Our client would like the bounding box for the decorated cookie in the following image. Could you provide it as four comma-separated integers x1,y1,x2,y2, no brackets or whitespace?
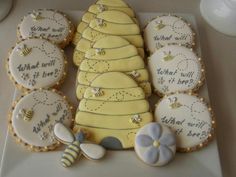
8,89,73,151
144,15,195,53
73,10,144,66
54,123,106,167
74,72,153,150
148,45,204,95
72,0,136,46
6,38,67,91
17,9,74,48
155,93,215,152
75,36,151,99
135,123,176,166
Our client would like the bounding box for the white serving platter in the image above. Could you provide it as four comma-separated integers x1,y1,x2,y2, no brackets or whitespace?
0,11,223,177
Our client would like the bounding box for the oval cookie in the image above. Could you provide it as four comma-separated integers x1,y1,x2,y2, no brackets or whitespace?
7,38,67,91
155,93,215,152
17,9,74,48
135,123,176,166
148,45,204,95
8,89,73,151
144,15,195,53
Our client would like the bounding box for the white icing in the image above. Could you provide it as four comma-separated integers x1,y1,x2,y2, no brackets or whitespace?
80,143,106,160
19,9,70,44
144,15,194,53
8,38,65,89
54,123,75,144
148,45,202,95
155,93,213,149
11,90,72,147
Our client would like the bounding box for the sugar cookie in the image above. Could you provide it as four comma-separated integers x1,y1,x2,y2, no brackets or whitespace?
17,9,74,48
75,36,151,98
73,10,144,66
148,45,204,95
74,72,153,149
135,123,176,166
72,0,136,46
144,15,195,53
155,93,215,152
8,89,73,151
7,38,67,91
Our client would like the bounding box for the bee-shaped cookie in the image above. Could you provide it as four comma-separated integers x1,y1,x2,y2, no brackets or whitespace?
53,123,106,167
17,109,34,121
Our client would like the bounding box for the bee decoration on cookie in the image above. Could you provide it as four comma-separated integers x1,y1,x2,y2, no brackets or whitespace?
95,48,106,55
155,20,166,30
169,97,182,109
98,4,107,12
30,11,44,21
16,44,32,57
130,114,142,125
91,87,104,97
96,18,106,27
130,70,140,79
53,123,106,168
163,51,175,61
17,108,34,121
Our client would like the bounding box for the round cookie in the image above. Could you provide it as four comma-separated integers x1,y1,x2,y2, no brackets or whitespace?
8,89,73,151
74,72,153,149
144,15,195,54
135,123,176,166
155,93,215,152
148,45,204,95
7,38,67,91
17,9,74,48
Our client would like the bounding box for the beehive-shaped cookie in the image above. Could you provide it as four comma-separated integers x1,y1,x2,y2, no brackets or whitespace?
73,10,144,66
74,72,153,149
75,36,151,99
72,0,136,46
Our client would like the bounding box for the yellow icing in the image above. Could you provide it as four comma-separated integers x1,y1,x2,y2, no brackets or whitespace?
82,28,143,47
82,12,96,23
90,72,137,88
77,22,88,34
85,45,138,60
77,69,149,85
79,99,150,115
73,47,145,66
93,35,129,48
83,87,145,101
76,112,153,129
96,0,129,7
88,5,135,17
89,19,140,35
76,82,152,100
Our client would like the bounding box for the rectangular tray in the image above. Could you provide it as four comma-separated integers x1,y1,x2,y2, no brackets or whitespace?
0,11,223,177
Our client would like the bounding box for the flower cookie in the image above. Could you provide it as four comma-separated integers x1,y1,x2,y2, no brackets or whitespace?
8,89,73,151
6,38,67,91
135,123,176,166
17,9,74,48
144,15,195,54
155,93,215,152
73,10,144,66
72,0,136,46
74,72,153,150
148,45,204,95
75,36,151,99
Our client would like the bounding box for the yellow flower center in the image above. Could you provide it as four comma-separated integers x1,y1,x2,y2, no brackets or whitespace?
153,140,160,147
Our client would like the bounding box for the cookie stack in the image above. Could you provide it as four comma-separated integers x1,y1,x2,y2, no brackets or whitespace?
74,72,153,149
144,15,215,152
72,0,153,149
6,9,74,152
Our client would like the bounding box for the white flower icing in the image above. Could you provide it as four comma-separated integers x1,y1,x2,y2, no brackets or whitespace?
8,38,66,90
